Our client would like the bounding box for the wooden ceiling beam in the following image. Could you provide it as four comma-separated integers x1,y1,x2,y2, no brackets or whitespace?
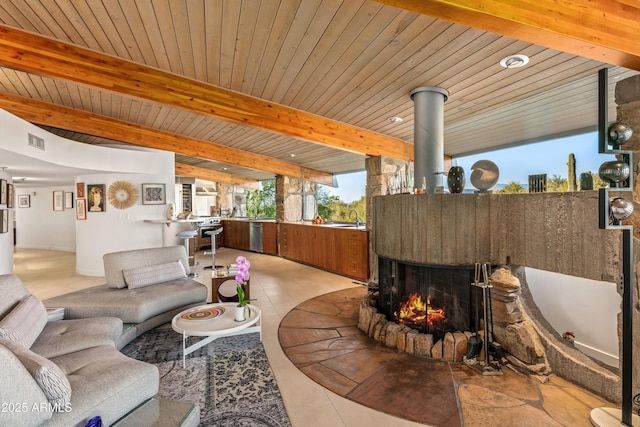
375,0,640,71
0,25,413,161
0,92,334,185
175,163,259,189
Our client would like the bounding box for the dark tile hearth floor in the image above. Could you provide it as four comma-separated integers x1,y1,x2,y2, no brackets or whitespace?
278,287,612,426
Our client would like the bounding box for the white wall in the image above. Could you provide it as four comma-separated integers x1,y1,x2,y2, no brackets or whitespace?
15,185,76,251
525,267,620,367
74,173,173,276
1,108,176,277
0,170,13,275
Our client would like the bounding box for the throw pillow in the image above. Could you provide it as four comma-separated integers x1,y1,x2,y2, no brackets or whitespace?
122,260,187,289
0,338,71,409
0,294,48,348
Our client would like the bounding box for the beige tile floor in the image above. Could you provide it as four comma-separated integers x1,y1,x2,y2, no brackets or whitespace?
14,247,427,427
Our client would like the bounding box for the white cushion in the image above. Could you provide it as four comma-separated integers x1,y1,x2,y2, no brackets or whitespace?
122,260,187,289
0,294,47,348
0,338,71,410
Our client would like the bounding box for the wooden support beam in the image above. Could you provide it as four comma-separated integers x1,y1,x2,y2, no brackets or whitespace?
175,163,259,189
0,92,334,185
0,25,413,161
375,0,640,71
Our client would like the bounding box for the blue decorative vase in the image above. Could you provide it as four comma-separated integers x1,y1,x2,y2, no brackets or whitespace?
447,166,465,193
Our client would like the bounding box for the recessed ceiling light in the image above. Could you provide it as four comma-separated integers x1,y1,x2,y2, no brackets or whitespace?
389,116,403,123
221,167,227,171
289,153,296,158
500,54,529,69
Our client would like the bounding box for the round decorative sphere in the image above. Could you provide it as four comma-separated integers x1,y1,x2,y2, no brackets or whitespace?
447,166,465,193
470,160,499,191
598,160,630,184
608,122,633,145
610,197,634,221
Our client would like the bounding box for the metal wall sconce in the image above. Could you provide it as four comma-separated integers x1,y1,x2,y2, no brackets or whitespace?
591,68,638,427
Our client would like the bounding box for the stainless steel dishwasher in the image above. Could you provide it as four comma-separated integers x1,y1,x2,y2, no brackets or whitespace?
250,222,263,253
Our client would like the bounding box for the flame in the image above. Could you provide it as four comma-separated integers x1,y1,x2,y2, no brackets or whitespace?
395,293,446,330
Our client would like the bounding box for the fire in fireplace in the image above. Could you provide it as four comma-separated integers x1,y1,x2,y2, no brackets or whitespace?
395,293,447,331
378,257,473,339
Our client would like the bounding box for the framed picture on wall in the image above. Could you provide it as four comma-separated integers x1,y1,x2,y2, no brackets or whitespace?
7,184,13,208
76,198,87,220
0,179,6,205
142,183,166,205
76,182,85,198
87,184,105,212
18,194,30,208
0,210,7,233
65,191,74,209
53,190,64,211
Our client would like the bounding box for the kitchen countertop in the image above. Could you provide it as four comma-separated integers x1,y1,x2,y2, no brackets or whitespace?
221,217,276,222
219,217,365,230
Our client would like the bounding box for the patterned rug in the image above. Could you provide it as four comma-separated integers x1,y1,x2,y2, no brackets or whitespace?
121,325,291,427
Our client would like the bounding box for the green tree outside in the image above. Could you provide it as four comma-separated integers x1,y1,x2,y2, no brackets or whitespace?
546,174,568,192
497,181,527,194
318,185,366,222
246,180,276,218
245,181,367,222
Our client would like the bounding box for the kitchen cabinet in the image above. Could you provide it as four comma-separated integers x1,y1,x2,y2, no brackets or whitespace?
221,220,250,251
278,223,369,281
221,219,277,254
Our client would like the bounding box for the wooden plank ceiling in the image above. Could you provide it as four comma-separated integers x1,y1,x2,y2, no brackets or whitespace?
0,0,637,186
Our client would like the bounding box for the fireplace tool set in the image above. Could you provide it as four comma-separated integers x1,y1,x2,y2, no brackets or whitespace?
465,262,502,376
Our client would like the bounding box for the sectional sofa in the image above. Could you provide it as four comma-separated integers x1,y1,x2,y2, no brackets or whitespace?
0,246,207,426
0,273,161,426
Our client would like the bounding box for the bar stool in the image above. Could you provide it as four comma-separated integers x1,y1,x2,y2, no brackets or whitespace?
176,230,198,274
203,227,224,271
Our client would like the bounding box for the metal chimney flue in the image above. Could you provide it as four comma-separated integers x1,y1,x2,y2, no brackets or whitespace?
410,86,448,194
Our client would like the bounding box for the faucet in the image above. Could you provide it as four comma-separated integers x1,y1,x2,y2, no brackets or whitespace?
349,210,361,228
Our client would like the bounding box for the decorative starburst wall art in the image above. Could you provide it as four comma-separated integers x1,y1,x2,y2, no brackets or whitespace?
107,181,137,210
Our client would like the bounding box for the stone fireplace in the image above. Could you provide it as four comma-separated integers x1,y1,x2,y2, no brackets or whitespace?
364,191,627,403
377,257,473,340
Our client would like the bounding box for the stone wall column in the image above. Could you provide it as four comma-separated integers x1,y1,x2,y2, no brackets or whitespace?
366,155,415,283
275,175,287,223
275,175,316,223
366,156,382,282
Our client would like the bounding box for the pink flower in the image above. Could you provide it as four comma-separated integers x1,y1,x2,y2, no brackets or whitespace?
234,256,250,285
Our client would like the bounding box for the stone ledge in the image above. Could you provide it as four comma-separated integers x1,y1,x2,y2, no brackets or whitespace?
513,266,622,403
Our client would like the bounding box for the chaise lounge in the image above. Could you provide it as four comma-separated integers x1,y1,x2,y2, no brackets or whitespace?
44,245,208,348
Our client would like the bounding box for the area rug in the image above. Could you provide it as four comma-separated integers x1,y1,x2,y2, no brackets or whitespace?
121,325,291,427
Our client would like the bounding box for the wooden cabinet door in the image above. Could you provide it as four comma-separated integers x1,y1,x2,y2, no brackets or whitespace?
347,231,369,280
221,220,233,248
238,221,250,250
262,222,278,255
